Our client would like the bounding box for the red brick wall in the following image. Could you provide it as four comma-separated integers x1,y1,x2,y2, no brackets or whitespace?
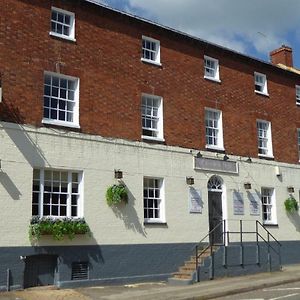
1,0,300,164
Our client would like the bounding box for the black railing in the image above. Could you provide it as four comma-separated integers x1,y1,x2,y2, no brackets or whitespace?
195,219,282,282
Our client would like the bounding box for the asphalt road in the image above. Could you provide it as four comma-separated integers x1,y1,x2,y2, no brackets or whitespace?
219,281,300,300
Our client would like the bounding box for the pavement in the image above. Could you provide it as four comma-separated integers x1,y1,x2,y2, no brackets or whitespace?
2,264,300,299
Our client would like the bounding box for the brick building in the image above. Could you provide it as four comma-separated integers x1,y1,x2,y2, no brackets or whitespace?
0,0,300,289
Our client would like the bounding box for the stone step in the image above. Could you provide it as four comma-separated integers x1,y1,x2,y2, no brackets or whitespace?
173,273,192,279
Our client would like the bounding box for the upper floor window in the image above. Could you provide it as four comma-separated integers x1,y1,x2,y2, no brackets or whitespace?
205,108,224,150
298,129,300,161
296,85,300,106
43,72,80,128
141,94,164,141
204,56,220,82
50,7,75,41
141,36,161,65
143,177,165,223
254,72,268,95
32,169,83,218
257,120,273,157
261,187,277,225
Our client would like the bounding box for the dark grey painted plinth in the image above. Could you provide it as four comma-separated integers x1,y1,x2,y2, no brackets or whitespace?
0,243,195,290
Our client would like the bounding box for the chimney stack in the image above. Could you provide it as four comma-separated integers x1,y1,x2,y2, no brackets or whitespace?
270,45,293,67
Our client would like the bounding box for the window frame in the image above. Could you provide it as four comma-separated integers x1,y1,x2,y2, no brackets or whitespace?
298,129,300,161
204,56,220,82
141,93,164,141
256,120,273,158
43,71,80,128
143,177,165,224
261,187,277,225
254,72,268,96
296,85,300,106
50,6,76,41
205,108,224,150
141,36,161,66
32,169,83,218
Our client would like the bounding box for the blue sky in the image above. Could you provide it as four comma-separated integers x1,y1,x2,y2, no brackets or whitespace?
97,0,300,68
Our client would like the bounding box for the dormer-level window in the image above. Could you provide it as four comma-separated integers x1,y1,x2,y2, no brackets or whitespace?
296,85,300,106
254,72,268,95
204,56,220,82
141,36,161,66
50,7,75,41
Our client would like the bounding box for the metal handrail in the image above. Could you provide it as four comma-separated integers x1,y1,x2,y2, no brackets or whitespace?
194,219,282,282
256,220,281,246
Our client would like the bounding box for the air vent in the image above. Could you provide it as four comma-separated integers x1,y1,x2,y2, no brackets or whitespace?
71,262,89,280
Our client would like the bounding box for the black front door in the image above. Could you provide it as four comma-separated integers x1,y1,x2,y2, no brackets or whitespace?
208,191,223,244
24,255,57,288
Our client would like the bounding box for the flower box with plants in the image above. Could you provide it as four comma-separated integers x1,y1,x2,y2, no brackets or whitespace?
106,183,128,206
284,197,298,213
29,216,91,241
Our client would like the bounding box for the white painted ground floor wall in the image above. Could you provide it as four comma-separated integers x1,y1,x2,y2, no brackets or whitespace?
1,121,300,289
0,121,300,247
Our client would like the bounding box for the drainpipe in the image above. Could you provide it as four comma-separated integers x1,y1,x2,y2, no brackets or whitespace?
6,268,10,291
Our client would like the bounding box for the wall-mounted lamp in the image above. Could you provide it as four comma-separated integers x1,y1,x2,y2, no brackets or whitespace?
196,151,202,158
223,154,229,161
246,157,252,163
244,182,252,190
186,176,194,185
114,169,123,179
287,186,295,193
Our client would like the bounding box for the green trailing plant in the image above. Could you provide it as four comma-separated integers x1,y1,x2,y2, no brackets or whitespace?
106,184,128,206
284,197,298,213
29,216,91,241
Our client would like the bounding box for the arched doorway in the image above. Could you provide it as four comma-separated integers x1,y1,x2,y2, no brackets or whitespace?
207,175,224,244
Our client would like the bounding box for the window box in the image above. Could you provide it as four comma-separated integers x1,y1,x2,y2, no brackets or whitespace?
50,7,75,41
29,216,91,241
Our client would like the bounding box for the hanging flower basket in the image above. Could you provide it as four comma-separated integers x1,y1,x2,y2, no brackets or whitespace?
284,197,298,213
106,184,128,206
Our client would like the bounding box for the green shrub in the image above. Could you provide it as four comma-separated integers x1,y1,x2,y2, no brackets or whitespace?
29,217,91,241
106,184,128,206
284,197,298,213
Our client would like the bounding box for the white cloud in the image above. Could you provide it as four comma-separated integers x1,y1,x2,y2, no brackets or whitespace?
125,0,300,58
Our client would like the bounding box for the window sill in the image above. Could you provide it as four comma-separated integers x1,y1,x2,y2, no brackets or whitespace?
141,58,162,67
255,90,269,97
42,119,80,129
204,76,221,83
263,223,278,227
49,31,76,42
144,221,167,226
258,154,274,160
142,136,165,143
205,145,225,152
